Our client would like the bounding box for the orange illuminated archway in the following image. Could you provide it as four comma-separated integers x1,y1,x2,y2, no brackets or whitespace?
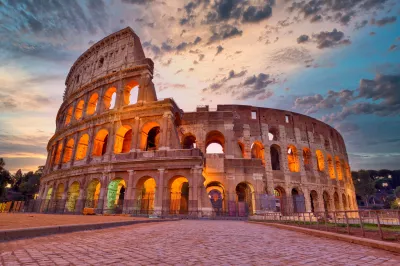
75,134,89,160
123,80,139,105
74,100,84,120
64,106,73,125
335,156,343,180
62,138,74,163
303,148,312,171
92,129,109,156
114,125,132,154
251,141,265,165
168,176,189,214
287,145,300,172
103,87,117,110
205,130,225,154
316,150,325,171
327,154,335,179
140,122,160,151
54,142,63,165
86,93,98,115
136,176,156,214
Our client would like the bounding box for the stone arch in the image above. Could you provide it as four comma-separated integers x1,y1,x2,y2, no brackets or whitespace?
316,150,325,171
310,190,319,213
140,121,161,151
92,129,109,156
55,183,64,200
64,106,73,125
123,80,140,105
114,125,132,154
333,191,340,211
327,154,335,179
274,186,286,214
205,130,225,154
237,141,245,158
322,191,331,212
74,99,84,120
270,144,281,170
342,193,347,210
236,182,255,215
287,145,300,172
45,185,53,200
335,157,343,180
107,178,126,210
75,134,89,160
291,187,305,213
268,126,279,141
66,181,80,212
182,133,196,149
85,178,101,208
86,92,98,115
302,148,312,171
54,142,63,165
136,176,156,214
168,176,189,214
344,162,351,180
251,141,265,164
103,87,117,110
206,181,226,213
62,138,74,163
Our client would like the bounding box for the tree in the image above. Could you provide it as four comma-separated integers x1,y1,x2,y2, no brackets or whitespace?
19,169,41,200
353,170,376,207
0,158,12,200
395,186,400,198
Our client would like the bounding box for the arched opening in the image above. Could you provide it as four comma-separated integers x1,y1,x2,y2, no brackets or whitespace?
323,191,331,212
140,122,161,151
270,144,281,170
123,80,139,105
66,182,80,212
310,190,318,213
335,157,343,180
251,141,265,164
316,150,325,171
45,186,53,200
86,93,98,115
327,155,335,179
274,187,286,214
54,142,63,165
64,106,73,125
205,130,225,154
268,127,279,141
169,176,189,214
75,134,89,160
62,138,74,163
206,181,225,214
114,125,132,154
287,145,300,172
302,148,312,171
291,188,305,213
55,183,64,201
103,87,117,110
345,163,351,180
92,129,109,156
182,134,196,149
107,178,125,211
333,192,340,210
342,193,347,210
85,179,101,209
136,176,156,214
237,141,245,158
74,100,84,120
236,182,255,215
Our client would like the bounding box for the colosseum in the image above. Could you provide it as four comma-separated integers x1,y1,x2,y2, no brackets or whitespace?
38,27,358,217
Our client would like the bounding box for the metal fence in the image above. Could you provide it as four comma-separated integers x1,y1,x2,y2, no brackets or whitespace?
251,210,400,242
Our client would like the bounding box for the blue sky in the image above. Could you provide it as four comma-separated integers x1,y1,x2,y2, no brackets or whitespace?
0,0,399,172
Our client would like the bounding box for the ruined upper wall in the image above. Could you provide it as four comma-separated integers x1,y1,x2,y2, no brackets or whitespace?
64,27,147,99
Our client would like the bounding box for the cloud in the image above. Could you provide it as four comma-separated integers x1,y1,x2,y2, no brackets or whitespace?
121,0,154,4
371,16,397,26
336,122,360,134
354,20,368,30
242,4,273,23
312,29,351,49
203,69,248,93
208,24,243,44
322,73,400,122
294,90,354,114
388,44,397,51
297,35,309,44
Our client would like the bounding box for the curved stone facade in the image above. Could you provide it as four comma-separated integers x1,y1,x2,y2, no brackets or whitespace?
39,27,357,216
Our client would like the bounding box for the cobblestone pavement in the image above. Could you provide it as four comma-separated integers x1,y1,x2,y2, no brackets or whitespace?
1,220,399,265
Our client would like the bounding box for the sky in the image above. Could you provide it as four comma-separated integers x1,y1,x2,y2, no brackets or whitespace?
0,0,399,173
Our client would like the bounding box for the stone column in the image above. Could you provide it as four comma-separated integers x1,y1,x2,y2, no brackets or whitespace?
76,186,85,213
58,138,68,169
154,168,165,216
123,170,135,214
243,124,251,159
70,132,80,167
191,166,202,216
224,123,234,159
106,122,116,158
97,173,109,213
131,117,140,151
159,112,172,150
96,86,106,114
303,188,312,213
81,92,90,120
115,79,124,110
85,127,95,164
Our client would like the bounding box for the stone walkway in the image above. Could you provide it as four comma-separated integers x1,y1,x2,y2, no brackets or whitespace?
0,220,399,265
0,214,145,230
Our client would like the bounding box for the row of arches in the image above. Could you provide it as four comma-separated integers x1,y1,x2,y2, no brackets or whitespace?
63,81,140,126
52,122,161,165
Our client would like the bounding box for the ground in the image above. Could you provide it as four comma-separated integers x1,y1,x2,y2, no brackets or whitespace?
1,220,399,265
0,214,145,230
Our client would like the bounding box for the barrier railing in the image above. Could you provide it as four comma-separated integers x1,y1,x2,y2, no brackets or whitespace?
250,210,400,242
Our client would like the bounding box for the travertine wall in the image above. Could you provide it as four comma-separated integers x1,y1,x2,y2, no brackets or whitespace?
39,27,357,216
